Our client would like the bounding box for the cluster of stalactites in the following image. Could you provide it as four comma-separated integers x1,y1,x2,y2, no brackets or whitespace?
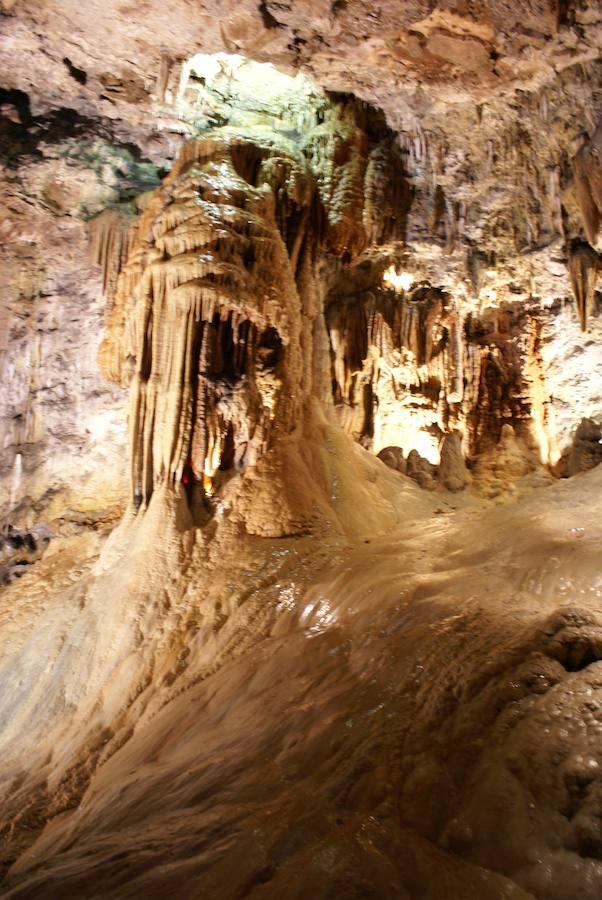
89,209,135,309
326,286,460,400
363,140,411,247
324,287,547,468
325,286,463,452
301,101,410,261
98,135,308,512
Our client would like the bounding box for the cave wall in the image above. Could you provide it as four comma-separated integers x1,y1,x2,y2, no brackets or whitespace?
0,139,132,530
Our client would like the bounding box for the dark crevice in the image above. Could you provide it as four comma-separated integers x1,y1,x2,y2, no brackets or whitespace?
0,96,163,199
558,0,576,27
0,97,114,166
557,642,602,672
63,57,87,85
258,1,282,29
0,88,33,126
0,524,52,586
326,92,391,142
230,142,270,186
540,610,602,672
332,0,347,13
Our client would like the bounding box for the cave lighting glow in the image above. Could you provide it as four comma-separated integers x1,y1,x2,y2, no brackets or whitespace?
373,415,440,466
175,51,320,122
383,265,414,293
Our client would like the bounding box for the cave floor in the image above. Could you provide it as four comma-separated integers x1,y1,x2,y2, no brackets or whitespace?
1,466,601,900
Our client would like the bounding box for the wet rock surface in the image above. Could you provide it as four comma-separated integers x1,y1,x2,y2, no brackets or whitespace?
1,461,602,899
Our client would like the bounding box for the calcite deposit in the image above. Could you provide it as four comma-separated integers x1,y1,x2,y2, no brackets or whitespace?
0,2,602,899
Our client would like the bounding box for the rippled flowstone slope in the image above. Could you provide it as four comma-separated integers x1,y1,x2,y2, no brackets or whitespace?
1,449,602,899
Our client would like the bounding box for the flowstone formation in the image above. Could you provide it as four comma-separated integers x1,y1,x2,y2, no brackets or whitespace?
99,134,305,517
94,76,412,527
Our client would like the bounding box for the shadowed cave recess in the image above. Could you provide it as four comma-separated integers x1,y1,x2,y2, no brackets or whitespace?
1,4,602,899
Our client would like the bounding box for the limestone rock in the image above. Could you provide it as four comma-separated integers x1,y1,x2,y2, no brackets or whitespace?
439,431,470,492
406,448,438,490
1,5,602,900
377,445,407,474
565,417,602,476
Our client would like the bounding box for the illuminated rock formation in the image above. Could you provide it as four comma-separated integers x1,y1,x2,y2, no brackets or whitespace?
90,96,414,530
99,135,307,516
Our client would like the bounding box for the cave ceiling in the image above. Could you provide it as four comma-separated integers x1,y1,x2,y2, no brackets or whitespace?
1,0,601,297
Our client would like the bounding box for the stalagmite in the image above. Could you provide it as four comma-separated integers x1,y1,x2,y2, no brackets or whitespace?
439,431,470,492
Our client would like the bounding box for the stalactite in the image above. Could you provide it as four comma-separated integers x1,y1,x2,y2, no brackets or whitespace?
156,52,172,104
325,284,454,456
363,139,411,246
568,240,600,331
447,309,464,404
304,103,408,262
548,166,563,237
573,122,602,244
89,209,135,310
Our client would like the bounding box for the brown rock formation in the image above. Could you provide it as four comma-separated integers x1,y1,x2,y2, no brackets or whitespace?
561,416,602,476
573,122,602,245
567,239,601,331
